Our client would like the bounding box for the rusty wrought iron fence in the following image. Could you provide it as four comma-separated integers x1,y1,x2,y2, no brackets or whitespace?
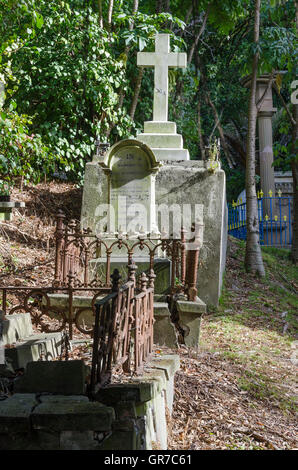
0,212,201,338
53,210,201,300
90,265,155,392
1,212,202,390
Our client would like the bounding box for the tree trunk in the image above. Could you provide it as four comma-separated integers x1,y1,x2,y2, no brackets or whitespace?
291,1,298,264
188,5,211,66
107,0,114,27
244,0,265,276
156,0,163,13
98,0,103,28
206,92,235,168
129,67,144,124
197,93,205,160
105,1,139,138
173,6,209,107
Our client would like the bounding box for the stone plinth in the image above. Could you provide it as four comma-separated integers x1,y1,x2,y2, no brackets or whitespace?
176,299,206,348
14,360,89,395
137,121,189,161
241,73,286,214
156,161,227,307
153,302,177,348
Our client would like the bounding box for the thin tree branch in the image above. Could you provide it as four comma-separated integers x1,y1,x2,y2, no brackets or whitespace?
273,83,296,127
187,4,211,66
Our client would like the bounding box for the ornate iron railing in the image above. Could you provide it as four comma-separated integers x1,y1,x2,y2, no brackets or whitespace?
53,210,201,301
90,265,155,393
228,194,293,247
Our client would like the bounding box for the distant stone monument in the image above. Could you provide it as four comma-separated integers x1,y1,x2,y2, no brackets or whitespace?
241,73,285,214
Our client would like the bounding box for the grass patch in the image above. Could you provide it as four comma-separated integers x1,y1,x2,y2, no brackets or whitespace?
201,237,298,415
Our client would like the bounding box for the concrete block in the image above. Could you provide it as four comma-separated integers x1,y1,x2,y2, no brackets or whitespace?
2,313,33,344
32,401,114,432
5,332,63,370
150,354,180,380
176,299,205,348
153,303,178,348
101,420,138,450
137,133,183,149
0,394,37,433
14,360,88,395
149,355,180,415
177,299,206,314
151,148,189,161
95,382,154,405
156,161,227,306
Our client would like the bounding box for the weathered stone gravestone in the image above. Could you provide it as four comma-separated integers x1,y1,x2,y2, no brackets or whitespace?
81,33,227,307
82,139,161,235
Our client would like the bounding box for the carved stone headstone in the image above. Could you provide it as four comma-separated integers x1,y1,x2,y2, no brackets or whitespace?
81,139,161,235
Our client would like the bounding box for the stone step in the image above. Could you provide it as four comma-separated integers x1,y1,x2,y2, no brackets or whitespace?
14,360,89,395
144,121,177,134
151,148,189,161
5,332,63,370
137,133,183,149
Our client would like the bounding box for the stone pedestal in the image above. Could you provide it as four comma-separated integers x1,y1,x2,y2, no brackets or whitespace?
137,121,189,161
156,161,227,306
153,302,177,348
176,299,206,348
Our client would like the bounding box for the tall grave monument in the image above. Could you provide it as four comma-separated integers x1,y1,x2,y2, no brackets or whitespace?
81,34,227,306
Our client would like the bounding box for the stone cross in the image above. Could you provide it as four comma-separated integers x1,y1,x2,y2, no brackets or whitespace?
137,34,187,122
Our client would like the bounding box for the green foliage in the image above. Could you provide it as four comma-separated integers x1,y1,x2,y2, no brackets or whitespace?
0,0,296,190
0,107,59,184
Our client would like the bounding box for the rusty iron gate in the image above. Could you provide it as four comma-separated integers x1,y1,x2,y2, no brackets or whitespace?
90,265,155,392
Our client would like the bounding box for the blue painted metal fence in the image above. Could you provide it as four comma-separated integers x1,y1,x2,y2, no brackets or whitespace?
228,193,293,247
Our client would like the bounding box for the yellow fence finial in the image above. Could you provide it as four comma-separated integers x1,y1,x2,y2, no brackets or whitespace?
260,189,263,198
269,190,273,197
265,215,269,221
